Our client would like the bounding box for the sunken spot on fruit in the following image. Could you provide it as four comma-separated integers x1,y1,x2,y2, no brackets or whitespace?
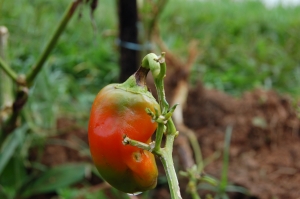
132,151,142,162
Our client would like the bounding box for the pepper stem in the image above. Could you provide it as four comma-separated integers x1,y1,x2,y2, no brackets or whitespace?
133,66,150,87
143,52,182,199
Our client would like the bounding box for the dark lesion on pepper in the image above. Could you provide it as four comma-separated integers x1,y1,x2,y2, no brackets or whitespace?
134,66,150,87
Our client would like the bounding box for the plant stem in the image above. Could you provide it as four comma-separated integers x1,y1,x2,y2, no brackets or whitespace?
141,53,160,77
2,0,83,137
153,53,182,199
122,135,154,152
190,191,201,199
0,26,18,85
187,173,201,199
160,134,182,199
154,123,164,152
154,53,169,113
146,0,169,42
0,56,18,83
160,119,181,198
185,130,203,172
0,26,14,124
26,0,83,86
156,82,182,198
219,126,233,193
139,52,182,198
141,53,170,151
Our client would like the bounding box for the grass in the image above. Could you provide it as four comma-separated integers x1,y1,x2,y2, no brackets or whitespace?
1,0,300,122
160,0,300,96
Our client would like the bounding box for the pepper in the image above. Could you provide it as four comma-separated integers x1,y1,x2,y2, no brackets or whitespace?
88,67,159,194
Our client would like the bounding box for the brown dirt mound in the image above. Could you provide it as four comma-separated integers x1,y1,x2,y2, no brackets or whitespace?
184,84,300,199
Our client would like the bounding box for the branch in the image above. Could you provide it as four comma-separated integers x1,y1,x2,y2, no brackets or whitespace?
2,0,84,137
147,0,169,41
143,52,182,199
26,0,83,86
0,26,14,128
122,135,155,152
1,86,28,138
0,26,18,84
0,57,18,83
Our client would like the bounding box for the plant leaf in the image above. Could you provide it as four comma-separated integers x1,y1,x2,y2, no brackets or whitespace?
22,163,87,197
219,126,233,193
0,125,26,175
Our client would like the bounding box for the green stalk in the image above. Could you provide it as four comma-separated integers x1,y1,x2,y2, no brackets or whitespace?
146,0,169,42
160,134,182,199
141,53,169,151
122,135,154,152
159,119,181,198
26,0,83,86
0,26,14,123
0,26,18,84
2,0,83,136
154,123,165,152
121,53,183,198
190,191,201,199
0,56,18,83
153,52,169,112
186,130,203,172
141,53,182,199
219,126,233,193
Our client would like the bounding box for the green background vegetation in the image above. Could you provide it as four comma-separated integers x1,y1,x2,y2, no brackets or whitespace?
1,0,300,120
159,0,300,96
1,0,300,198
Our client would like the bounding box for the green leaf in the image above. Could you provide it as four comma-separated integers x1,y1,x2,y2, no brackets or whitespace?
56,187,80,199
225,185,249,195
85,190,108,199
22,163,87,197
110,187,131,199
0,156,28,199
0,125,27,175
219,126,232,193
198,183,217,192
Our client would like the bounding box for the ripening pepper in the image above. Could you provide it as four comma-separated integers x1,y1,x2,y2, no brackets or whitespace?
88,68,159,194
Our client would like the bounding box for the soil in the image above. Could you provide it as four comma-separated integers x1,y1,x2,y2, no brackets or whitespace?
33,82,300,199
184,85,300,199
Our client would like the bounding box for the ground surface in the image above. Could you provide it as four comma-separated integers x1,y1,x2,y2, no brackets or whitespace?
184,85,300,199
36,83,300,199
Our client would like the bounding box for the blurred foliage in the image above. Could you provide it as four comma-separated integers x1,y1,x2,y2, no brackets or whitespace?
160,0,300,96
0,0,121,198
0,0,119,126
1,0,300,198
1,0,300,123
